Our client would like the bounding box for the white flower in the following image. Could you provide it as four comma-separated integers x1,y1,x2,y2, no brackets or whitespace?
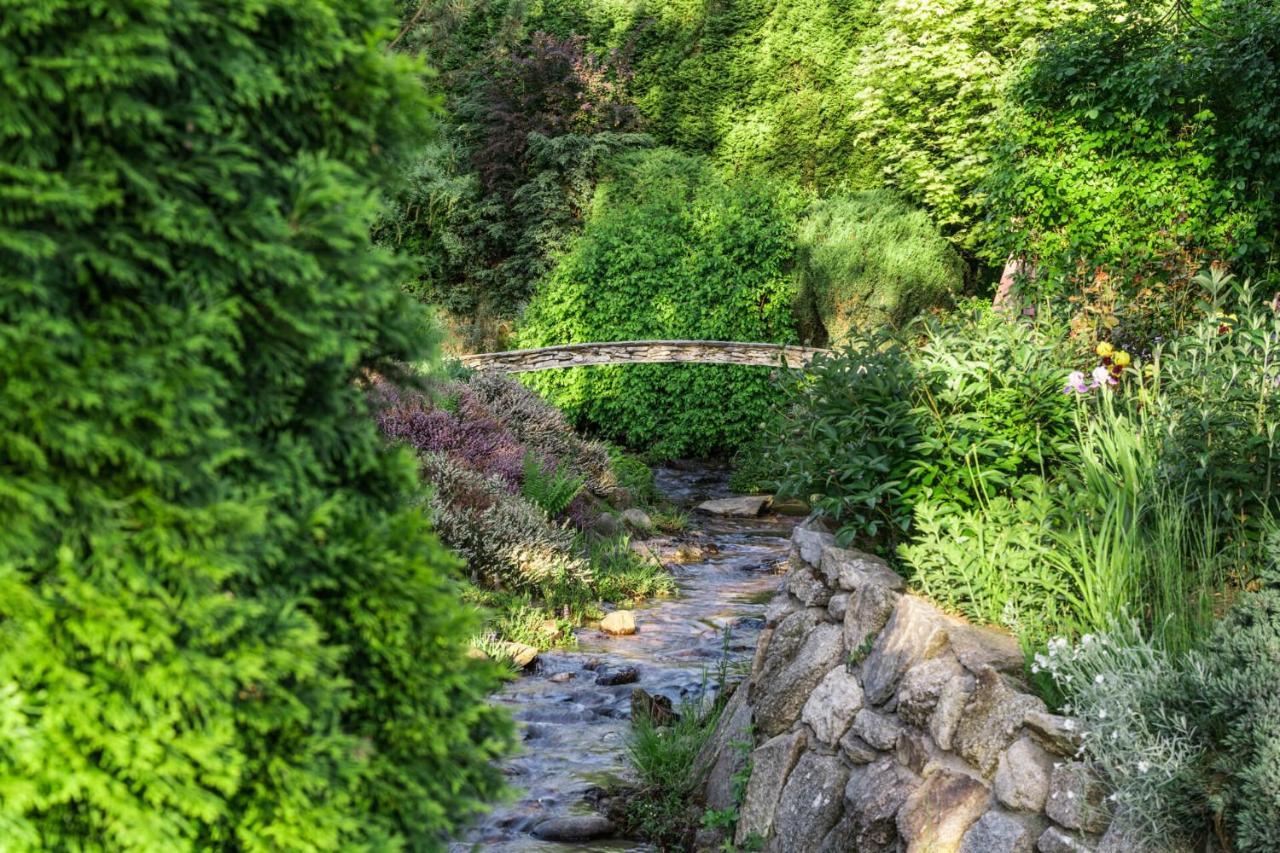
1094,674,1104,684
1098,708,1108,719
1137,761,1150,773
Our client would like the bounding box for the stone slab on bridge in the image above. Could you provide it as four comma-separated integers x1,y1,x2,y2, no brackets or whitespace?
458,340,829,373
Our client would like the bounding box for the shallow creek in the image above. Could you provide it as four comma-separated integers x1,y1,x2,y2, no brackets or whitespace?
453,465,796,851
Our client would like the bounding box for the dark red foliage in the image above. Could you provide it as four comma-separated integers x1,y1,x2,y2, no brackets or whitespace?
372,378,529,490
466,32,638,198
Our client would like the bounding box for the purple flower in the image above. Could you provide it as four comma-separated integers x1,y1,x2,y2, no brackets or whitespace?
1092,365,1117,387
1063,370,1091,394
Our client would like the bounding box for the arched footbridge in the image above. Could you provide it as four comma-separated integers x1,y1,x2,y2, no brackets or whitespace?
459,340,829,373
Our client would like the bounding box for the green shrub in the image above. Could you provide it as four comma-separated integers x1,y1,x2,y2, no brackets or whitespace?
0,0,512,847
793,191,964,343
768,332,921,545
518,148,804,457
983,0,1280,287
900,488,1072,649
850,0,1095,249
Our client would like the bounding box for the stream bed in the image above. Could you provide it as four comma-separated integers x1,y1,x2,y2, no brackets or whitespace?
452,465,797,851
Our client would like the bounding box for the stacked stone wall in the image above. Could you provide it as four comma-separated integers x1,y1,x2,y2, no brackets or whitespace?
695,520,1117,853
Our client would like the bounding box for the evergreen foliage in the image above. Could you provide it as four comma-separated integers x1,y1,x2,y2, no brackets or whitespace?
983,0,1280,289
792,191,963,344
517,149,803,457
0,1,511,847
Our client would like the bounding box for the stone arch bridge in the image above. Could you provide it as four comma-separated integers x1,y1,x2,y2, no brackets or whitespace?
459,340,829,373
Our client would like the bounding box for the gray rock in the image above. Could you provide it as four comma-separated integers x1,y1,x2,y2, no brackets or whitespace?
697,685,753,813
897,654,957,725
844,757,920,852
1045,762,1110,834
792,518,836,566
630,687,678,726
801,665,864,745
531,814,616,841
753,608,824,686
818,545,906,592
1025,710,1083,757
952,666,1046,776
861,596,951,705
1037,826,1097,853
736,729,807,846
698,495,770,517
895,729,937,776
754,622,844,736
897,769,991,853
768,752,850,852
592,513,622,538
786,564,832,607
600,610,636,635
947,620,1026,676
852,708,903,751
961,810,1043,853
764,593,801,628
839,730,881,764
995,736,1054,812
621,507,654,530
827,591,850,621
843,580,901,658
595,666,639,686
498,641,539,668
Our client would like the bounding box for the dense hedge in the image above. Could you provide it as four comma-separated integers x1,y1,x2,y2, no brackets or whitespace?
0,1,510,848
793,191,963,343
518,149,802,457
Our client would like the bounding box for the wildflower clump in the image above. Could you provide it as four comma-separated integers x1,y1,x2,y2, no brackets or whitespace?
1062,341,1133,394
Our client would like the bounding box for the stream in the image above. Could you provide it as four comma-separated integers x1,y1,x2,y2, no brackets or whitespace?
452,464,797,851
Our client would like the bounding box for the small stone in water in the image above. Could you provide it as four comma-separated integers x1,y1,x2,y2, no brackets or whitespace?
631,687,680,726
548,671,574,683
600,610,636,635
596,666,640,686
530,814,616,842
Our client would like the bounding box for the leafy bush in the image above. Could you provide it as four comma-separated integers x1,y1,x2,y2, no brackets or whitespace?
518,148,804,457
900,489,1071,649
850,0,1095,248
792,191,964,344
983,0,1280,289
0,0,513,846
768,333,921,545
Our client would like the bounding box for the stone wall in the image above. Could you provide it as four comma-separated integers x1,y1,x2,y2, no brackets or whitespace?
459,340,828,373
695,520,1116,853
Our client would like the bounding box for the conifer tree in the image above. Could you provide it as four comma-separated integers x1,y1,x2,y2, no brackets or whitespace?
0,0,511,848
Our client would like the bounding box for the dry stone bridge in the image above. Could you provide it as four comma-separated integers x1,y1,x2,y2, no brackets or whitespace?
459,340,829,373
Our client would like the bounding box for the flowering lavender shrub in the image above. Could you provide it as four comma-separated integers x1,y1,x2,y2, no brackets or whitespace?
421,452,592,592
465,372,613,495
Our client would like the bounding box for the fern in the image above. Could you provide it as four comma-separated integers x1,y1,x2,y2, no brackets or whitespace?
521,451,586,517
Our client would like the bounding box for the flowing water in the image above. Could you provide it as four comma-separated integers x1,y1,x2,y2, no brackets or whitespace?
452,464,796,851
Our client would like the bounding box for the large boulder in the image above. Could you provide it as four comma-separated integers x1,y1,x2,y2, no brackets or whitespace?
736,729,808,846
897,769,991,853
995,736,1054,812
861,596,951,705
960,810,1043,853
786,564,832,607
754,622,845,736
768,752,850,852
952,666,1046,776
792,518,836,566
1045,762,1110,834
819,546,905,593
843,757,920,852
799,665,863,745
698,686,753,813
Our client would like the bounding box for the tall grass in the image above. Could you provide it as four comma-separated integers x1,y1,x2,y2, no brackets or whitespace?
1052,395,1237,653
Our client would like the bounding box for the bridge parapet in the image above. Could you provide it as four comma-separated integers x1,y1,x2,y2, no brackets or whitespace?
458,340,829,373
